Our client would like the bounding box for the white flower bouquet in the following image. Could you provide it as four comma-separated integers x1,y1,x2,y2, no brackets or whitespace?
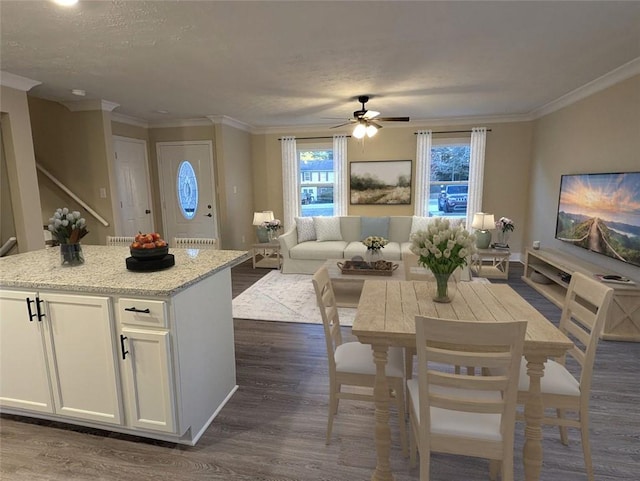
409,218,476,274
362,236,388,251
410,218,476,302
496,216,515,233
262,219,282,232
47,208,88,244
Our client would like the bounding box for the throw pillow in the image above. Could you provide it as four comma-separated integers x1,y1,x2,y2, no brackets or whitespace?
361,216,390,240
410,216,431,235
295,217,316,243
314,216,343,241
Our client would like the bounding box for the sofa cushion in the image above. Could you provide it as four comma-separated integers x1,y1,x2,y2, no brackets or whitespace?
290,241,347,260
344,241,402,261
315,216,343,241
389,216,413,243
361,216,390,240
340,216,361,242
410,215,431,235
295,217,316,243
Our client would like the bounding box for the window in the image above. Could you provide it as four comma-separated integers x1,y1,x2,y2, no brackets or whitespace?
298,146,335,217
176,160,198,220
428,141,470,219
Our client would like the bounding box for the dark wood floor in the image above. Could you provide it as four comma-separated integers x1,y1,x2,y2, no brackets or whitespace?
2,260,639,480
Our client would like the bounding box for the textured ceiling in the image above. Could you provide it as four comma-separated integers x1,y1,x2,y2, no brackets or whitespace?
1,1,639,130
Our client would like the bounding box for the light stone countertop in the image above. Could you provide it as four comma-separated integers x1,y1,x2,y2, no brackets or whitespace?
0,245,249,297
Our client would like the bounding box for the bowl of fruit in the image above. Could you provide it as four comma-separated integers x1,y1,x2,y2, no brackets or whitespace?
130,232,169,260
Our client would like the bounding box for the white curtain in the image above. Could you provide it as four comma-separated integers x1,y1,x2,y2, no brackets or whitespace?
333,134,348,216
281,136,298,231
414,130,432,216
466,127,487,232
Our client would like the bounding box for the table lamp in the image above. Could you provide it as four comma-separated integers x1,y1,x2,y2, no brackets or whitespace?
253,210,274,243
471,212,495,249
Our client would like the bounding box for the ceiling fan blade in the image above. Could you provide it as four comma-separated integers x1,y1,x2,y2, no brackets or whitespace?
330,121,354,129
368,120,383,129
376,116,410,122
363,110,380,119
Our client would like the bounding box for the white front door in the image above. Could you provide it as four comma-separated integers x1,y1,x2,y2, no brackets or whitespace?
156,141,218,243
113,136,154,236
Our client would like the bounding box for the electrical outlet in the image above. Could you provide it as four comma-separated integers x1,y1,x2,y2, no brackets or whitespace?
241,235,245,243
99,187,107,198
233,186,238,194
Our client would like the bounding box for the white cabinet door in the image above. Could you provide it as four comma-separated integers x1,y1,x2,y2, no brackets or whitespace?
0,290,54,413
120,327,176,433
40,293,122,425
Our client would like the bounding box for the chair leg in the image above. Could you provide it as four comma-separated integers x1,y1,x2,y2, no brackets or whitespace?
557,408,569,445
419,452,430,481
580,410,594,481
334,383,341,414
489,460,499,481
394,379,408,457
326,382,337,445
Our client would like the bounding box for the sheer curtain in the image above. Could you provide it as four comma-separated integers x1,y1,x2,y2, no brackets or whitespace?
281,136,298,231
465,127,487,232
333,134,348,216
414,130,433,216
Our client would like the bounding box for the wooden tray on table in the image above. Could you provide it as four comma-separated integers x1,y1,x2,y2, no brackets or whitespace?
336,260,399,276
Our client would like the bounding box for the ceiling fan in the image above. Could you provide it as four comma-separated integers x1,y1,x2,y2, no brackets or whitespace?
331,95,410,138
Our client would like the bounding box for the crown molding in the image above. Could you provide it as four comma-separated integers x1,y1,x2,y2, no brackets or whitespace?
530,56,640,119
111,112,150,128
0,71,42,91
206,115,253,132
148,118,213,128
62,99,120,112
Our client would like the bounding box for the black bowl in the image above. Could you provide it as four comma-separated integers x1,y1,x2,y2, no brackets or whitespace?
129,245,169,261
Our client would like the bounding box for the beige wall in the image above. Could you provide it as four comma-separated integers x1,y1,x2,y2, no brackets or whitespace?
214,123,253,250
0,120,17,251
251,121,534,255
28,97,116,245
0,86,44,252
528,74,640,279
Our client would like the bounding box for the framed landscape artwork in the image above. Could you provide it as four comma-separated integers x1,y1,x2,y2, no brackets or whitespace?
350,160,412,205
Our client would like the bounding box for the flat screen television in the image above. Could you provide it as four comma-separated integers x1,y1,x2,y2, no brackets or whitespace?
555,171,640,268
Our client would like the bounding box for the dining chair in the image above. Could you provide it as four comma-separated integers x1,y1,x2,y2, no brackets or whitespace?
516,271,613,481
312,267,408,455
106,235,135,246
172,237,219,249
408,316,527,481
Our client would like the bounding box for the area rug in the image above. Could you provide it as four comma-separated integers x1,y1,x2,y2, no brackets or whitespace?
232,271,356,326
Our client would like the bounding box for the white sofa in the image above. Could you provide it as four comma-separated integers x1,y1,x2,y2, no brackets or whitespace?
278,216,426,274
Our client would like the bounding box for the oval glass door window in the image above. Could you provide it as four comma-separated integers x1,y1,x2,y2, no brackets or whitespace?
177,161,198,220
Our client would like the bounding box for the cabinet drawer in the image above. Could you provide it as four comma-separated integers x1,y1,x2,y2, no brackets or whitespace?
118,298,167,328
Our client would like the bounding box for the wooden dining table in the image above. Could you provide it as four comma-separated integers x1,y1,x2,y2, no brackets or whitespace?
352,279,573,481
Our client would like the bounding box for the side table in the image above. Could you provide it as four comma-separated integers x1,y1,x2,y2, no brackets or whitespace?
252,241,281,269
471,248,510,279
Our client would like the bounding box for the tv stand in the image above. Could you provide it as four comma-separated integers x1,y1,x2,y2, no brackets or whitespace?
522,248,640,341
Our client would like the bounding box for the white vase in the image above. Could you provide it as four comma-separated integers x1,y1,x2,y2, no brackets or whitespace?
366,248,383,266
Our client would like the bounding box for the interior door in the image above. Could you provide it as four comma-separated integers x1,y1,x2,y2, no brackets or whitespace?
113,136,154,236
157,141,218,242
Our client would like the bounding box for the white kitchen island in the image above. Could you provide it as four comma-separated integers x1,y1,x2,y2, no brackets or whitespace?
0,245,248,445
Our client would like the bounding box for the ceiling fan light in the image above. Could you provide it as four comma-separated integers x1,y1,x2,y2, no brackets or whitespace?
366,124,378,137
353,123,367,139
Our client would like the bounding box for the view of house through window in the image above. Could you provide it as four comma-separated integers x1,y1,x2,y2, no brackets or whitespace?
428,142,470,218
298,146,334,216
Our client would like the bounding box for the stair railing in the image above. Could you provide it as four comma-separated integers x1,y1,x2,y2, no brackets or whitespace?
36,162,109,227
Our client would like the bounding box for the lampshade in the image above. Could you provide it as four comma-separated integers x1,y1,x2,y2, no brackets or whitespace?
353,123,367,139
366,124,378,138
252,211,274,226
471,212,495,231
471,212,495,249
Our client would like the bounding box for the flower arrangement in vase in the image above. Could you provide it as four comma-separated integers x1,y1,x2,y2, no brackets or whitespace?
47,208,89,266
409,218,476,302
495,216,515,247
362,236,388,265
261,219,282,241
